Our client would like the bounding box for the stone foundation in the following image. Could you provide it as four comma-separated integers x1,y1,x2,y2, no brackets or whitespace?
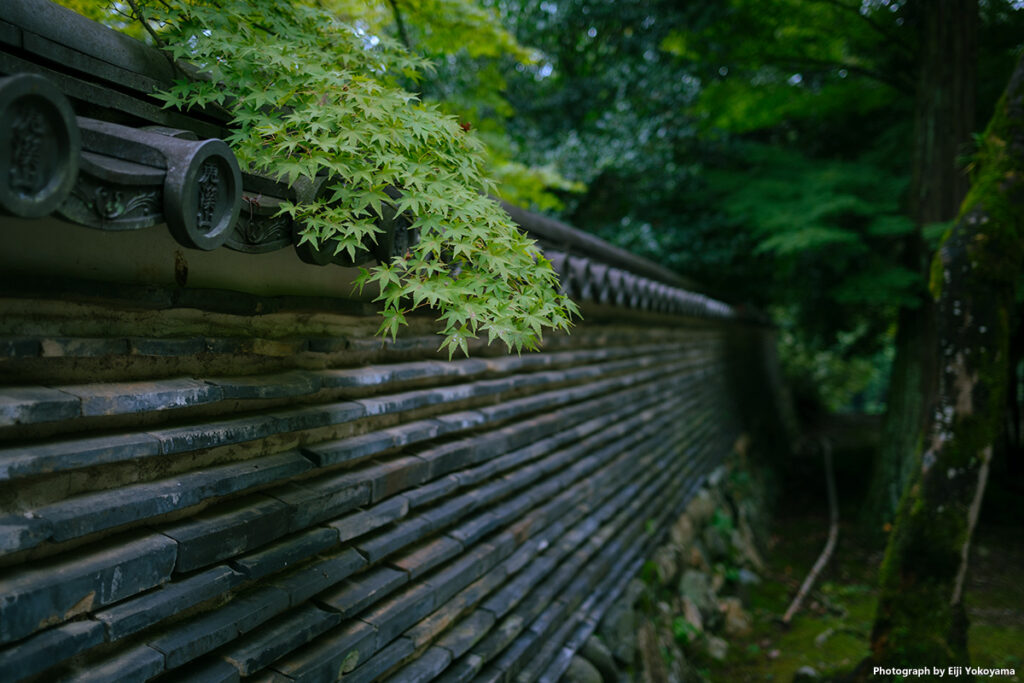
568,446,773,683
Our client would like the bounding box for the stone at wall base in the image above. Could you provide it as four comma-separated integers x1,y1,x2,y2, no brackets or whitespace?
704,634,728,661
565,655,604,683
720,596,753,638
637,621,670,683
680,596,703,635
581,636,620,683
678,570,715,618
598,579,644,667
591,451,772,683
794,665,822,681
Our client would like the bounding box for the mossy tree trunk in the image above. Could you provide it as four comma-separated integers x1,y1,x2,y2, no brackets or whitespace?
1005,314,1023,472
865,52,1024,674
864,303,936,530
863,0,976,533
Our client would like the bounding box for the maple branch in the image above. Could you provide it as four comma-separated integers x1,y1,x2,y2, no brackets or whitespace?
387,0,413,51
125,0,167,50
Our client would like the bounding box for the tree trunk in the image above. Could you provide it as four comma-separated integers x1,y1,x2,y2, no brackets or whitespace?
865,51,1024,675
864,299,935,530
863,0,976,532
1005,313,1023,473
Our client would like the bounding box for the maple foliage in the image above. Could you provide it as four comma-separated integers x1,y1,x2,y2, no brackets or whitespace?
68,0,580,355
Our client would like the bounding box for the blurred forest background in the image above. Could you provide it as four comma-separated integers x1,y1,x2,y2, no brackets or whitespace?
399,0,1024,538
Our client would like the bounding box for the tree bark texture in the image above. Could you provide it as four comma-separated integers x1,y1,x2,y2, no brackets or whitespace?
1003,315,1023,474
864,0,977,531
867,51,1024,672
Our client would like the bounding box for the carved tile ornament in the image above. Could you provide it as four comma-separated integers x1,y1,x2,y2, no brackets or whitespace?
0,71,413,262
0,74,80,218
92,185,160,220
118,121,243,251
51,117,242,249
59,150,164,230
225,190,294,253
10,106,45,192
196,159,220,232
546,250,735,318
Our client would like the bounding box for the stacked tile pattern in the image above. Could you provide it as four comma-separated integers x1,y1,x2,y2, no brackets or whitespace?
0,295,752,683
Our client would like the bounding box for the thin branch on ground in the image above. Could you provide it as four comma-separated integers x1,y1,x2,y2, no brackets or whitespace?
783,436,839,625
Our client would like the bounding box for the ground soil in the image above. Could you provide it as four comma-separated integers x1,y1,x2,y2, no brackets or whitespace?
699,431,1023,682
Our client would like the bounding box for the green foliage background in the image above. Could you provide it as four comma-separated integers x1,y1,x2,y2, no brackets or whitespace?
489,0,1024,413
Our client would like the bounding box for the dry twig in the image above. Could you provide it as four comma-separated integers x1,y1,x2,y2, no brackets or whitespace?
783,436,838,625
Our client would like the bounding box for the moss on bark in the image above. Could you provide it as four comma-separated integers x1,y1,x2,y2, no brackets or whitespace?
865,53,1024,675
863,0,976,534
